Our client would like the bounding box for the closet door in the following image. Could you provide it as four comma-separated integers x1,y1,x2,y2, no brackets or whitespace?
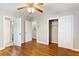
58,15,73,49
25,20,32,42
3,16,12,47
13,18,21,46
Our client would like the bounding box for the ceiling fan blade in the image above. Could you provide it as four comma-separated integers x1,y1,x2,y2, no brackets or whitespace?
17,7,26,10
37,3,43,5
34,7,43,13
34,3,43,6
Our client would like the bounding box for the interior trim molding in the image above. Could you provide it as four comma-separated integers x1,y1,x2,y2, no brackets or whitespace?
21,41,25,44
0,47,5,50
73,48,79,52
5,42,13,47
58,46,79,52
52,42,58,44
37,40,49,45
25,40,32,43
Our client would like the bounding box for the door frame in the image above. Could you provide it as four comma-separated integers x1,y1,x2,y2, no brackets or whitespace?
49,19,58,44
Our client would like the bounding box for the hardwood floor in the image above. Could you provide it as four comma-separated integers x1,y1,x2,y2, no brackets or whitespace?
0,39,79,56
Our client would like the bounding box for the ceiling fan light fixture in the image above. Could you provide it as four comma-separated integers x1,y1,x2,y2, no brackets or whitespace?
27,7,35,14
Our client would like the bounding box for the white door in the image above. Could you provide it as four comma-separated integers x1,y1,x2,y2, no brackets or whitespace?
51,21,58,43
58,15,73,49
3,17,11,47
13,18,21,46
25,20,32,42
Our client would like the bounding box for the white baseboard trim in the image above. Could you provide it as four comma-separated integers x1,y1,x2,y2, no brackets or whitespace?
73,48,79,52
37,40,49,45
5,42,13,47
0,42,14,50
21,41,25,44
0,47,5,50
58,44,73,49
52,42,58,44
25,40,32,43
58,45,79,52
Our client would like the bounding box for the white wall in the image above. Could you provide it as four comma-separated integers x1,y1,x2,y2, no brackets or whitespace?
36,15,49,45
0,16,4,50
73,11,79,51
21,17,25,43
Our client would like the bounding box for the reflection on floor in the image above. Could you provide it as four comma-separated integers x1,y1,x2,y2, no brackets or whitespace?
0,39,79,56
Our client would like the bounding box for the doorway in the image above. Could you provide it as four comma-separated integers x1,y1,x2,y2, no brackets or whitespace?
32,21,37,40
49,19,58,44
32,21,37,42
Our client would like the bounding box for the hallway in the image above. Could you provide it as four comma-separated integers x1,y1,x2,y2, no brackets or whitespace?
0,39,79,56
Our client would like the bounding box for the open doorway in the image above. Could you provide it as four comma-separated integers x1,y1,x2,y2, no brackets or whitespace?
49,19,58,45
32,21,37,42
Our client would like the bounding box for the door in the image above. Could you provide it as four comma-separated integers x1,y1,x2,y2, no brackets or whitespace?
25,20,32,42
51,21,58,43
13,18,21,46
3,17,11,47
58,15,73,49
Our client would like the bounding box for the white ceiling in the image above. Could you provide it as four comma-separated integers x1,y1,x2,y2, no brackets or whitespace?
0,3,79,17
44,3,79,13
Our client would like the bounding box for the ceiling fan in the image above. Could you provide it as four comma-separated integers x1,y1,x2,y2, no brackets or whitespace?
17,3,43,14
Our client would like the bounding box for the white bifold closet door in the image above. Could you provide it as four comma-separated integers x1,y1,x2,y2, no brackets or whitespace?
58,15,73,49
3,17,22,47
13,18,21,46
3,17,12,47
